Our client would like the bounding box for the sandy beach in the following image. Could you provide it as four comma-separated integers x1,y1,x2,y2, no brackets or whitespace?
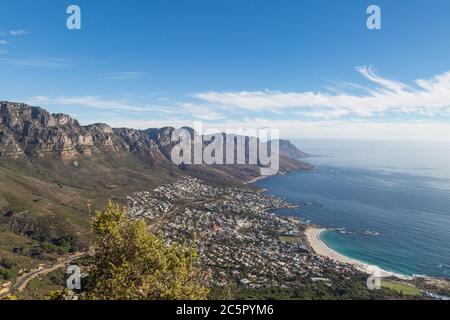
245,175,269,184
305,227,411,279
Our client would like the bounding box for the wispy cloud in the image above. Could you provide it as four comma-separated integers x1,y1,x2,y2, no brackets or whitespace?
10,30,30,36
25,95,224,120
100,118,189,130
141,102,225,121
193,67,450,118
26,96,148,112
89,117,450,141
178,103,225,121
195,119,450,141
99,72,146,81
0,40,7,45
0,57,70,68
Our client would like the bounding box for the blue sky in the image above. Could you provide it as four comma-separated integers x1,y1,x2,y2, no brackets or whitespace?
1,0,450,139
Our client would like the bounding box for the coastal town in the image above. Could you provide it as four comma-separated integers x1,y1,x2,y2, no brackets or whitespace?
128,177,361,289
2,176,449,300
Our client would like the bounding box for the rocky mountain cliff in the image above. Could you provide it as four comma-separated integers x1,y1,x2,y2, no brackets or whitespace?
1,102,139,159
276,139,310,159
0,101,312,272
0,101,311,175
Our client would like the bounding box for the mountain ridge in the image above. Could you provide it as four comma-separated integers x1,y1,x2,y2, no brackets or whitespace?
0,100,311,242
0,100,314,289
277,139,311,159
0,101,311,176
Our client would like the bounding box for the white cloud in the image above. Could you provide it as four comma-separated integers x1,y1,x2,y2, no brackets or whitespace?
19,66,450,141
25,95,224,120
141,102,225,121
356,66,409,92
86,117,450,141
99,72,146,81
178,103,225,121
199,119,450,141
0,40,7,45
102,118,190,130
0,57,70,68
10,30,30,36
193,67,450,118
26,96,147,112
294,108,351,119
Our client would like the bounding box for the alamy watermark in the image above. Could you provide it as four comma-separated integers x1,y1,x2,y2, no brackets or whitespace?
67,265,81,290
366,265,382,290
170,122,280,176
367,5,382,30
66,4,380,31
67,5,81,30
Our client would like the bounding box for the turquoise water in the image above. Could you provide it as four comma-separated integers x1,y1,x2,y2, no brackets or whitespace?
254,140,450,278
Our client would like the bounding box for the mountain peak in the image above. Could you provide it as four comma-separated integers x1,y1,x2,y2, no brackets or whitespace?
0,101,311,181
273,139,310,159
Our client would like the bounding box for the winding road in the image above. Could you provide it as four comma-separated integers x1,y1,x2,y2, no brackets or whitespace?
0,251,91,299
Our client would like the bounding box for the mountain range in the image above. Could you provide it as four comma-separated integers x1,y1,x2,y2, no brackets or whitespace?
0,101,311,269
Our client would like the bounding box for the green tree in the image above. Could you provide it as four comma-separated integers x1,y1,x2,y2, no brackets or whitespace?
45,289,70,300
86,202,208,300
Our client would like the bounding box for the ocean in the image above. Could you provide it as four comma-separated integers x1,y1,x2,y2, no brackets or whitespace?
254,140,450,278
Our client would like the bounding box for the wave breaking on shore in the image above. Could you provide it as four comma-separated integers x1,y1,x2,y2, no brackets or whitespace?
305,227,412,280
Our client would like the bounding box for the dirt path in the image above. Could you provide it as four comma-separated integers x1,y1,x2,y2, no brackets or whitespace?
0,251,92,299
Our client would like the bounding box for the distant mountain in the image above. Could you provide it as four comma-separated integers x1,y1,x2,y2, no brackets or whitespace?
275,139,310,159
0,101,312,266
0,101,311,179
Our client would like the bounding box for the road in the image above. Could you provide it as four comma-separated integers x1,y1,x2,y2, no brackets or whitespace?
0,251,90,299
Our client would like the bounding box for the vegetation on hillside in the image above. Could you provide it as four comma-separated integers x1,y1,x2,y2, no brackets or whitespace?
381,280,421,296
237,274,408,300
0,257,18,281
4,201,433,301
82,202,208,300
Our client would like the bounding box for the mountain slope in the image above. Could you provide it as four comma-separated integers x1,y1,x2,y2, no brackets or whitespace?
276,139,310,159
0,101,311,271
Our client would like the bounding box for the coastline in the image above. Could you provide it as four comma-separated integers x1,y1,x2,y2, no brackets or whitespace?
252,169,419,281
305,227,412,280
245,175,271,185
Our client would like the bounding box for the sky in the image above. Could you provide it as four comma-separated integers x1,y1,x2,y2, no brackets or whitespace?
1,0,450,140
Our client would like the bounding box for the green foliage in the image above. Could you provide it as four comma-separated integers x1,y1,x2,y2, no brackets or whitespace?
381,280,421,296
0,257,18,280
278,236,299,243
237,274,405,300
0,257,16,269
44,289,70,300
52,234,80,252
85,202,208,300
36,234,81,255
0,268,18,280
17,268,67,300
